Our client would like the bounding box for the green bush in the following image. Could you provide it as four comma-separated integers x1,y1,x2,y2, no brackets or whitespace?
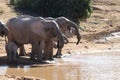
10,0,93,23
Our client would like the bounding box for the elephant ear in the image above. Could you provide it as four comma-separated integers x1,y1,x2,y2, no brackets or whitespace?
55,17,67,25
55,17,70,34
45,23,57,38
55,17,81,45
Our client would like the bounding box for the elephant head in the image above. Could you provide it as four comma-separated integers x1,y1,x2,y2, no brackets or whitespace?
46,20,65,48
55,17,81,45
0,21,9,37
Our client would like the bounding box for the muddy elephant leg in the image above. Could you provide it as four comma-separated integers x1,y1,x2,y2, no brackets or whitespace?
6,51,12,62
54,41,63,58
11,44,18,63
48,41,54,60
30,42,39,61
19,45,27,56
5,43,12,62
43,44,49,60
43,40,53,60
54,48,62,58
37,41,45,62
12,50,19,63
44,40,54,60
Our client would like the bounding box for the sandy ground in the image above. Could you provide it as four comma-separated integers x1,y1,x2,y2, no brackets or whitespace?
0,0,120,79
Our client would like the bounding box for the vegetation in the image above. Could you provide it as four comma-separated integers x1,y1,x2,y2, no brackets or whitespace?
10,0,93,23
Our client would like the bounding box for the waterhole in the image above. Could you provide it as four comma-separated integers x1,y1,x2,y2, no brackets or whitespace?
1,32,120,80
0,53,120,80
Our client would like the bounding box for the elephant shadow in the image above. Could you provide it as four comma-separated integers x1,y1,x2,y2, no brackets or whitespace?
0,55,50,67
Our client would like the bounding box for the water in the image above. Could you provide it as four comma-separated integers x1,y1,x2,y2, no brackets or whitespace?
0,53,120,80
1,31,120,80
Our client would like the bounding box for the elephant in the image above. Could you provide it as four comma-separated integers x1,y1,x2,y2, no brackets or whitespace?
19,16,81,58
6,15,65,62
5,41,18,63
45,16,81,42
0,21,9,37
45,17,81,58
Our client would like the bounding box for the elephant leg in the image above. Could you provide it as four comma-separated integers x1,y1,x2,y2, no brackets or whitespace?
43,40,53,60
19,45,27,56
30,42,39,61
5,43,12,62
43,43,49,60
37,41,45,62
54,48,62,58
54,41,63,58
12,52,18,63
7,52,12,63
48,41,54,60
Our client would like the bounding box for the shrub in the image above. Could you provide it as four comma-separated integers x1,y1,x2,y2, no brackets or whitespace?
10,0,93,23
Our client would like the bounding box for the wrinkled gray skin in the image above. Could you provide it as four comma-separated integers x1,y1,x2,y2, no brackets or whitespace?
54,17,81,57
6,15,64,62
45,17,81,58
5,41,18,63
19,16,81,58
0,21,9,37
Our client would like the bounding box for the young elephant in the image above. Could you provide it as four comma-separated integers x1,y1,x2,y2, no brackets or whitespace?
5,41,18,63
6,16,64,62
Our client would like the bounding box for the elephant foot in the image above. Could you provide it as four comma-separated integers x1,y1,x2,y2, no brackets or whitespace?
30,57,36,61
53,54,62,58
49,57,54,61
36,58,43,62
8,60,18,65
42,57,48,60
19,52,27,56
44,60,56,64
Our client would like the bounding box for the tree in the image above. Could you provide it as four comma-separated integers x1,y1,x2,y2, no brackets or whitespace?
10,0,93,23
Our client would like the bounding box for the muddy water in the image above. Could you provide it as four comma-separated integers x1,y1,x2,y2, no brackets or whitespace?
1,31,120,80
0,53,120,80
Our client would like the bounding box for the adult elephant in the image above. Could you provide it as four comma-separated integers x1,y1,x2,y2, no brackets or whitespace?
6,15,65,62
19,16,81,58
45,17,81,58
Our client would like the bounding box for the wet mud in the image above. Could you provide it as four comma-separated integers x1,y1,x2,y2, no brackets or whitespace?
0,32,120,80
0,52,120,80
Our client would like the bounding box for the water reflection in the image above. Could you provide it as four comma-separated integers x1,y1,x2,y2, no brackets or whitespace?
0,66,8,75
0,54,120,80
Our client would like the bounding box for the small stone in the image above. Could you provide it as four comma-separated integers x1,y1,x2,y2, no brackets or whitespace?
84,46,88,49
108,48,111,50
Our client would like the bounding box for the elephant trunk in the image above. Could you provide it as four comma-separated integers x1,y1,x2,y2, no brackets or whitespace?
53,22,65,48
68,21,81,45
57,34,65,48
56,30,64,48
